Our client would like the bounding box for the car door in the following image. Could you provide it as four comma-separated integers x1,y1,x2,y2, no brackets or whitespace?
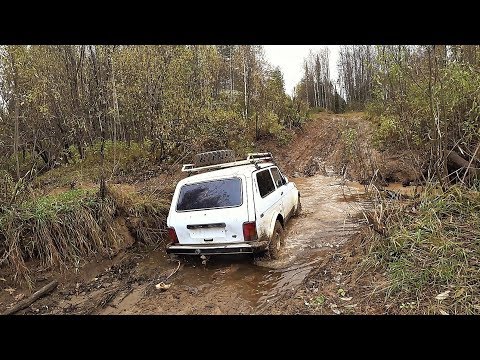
253,168,283,238
275,167,297,219
172,175,249,244
269,166,289,216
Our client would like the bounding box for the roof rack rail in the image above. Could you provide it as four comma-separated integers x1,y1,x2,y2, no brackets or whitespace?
182,152,273,173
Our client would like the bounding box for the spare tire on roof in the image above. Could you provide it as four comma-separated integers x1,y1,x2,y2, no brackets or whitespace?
194,150,236,167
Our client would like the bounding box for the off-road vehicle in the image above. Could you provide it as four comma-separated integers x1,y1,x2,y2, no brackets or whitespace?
166,151,301,259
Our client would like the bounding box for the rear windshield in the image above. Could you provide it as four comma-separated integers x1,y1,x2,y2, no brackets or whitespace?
176,178,242,211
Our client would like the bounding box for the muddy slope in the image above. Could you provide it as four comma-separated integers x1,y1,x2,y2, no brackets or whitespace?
258,112,420,185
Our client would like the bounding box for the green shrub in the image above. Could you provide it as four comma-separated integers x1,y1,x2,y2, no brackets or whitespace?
371,115,402,150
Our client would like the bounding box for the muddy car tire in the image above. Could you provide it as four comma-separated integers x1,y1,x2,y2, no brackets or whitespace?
194,150,235,167
295,196,302,216
268,220,284,260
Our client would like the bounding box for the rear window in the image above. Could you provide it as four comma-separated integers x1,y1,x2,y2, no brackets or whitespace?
176,178,242,211
256,169,276,198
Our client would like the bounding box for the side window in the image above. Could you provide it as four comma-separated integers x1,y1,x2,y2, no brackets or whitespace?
279,168,288,185
256,169,276,198
270,167,283,188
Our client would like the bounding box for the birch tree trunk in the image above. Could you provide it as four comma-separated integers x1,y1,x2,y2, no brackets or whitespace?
111,47,119,165
243,52,248,119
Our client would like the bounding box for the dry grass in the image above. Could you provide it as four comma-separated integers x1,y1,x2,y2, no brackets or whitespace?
106,184,170,246
0,189,121,286
0,183,171,288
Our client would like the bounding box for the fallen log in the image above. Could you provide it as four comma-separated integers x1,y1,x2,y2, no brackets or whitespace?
447,149,471,168
3,280,58,315
446,150,480,183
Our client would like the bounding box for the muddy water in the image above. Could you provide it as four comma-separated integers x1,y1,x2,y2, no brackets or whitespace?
252,175,369,310
111,174,371,314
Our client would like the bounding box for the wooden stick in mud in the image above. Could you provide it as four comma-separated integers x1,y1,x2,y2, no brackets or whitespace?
3,280,58,315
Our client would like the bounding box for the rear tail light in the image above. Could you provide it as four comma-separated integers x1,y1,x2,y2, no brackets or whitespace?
168,227,178,244
243,222,258,241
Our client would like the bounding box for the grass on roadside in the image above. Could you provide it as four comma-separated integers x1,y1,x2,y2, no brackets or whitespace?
362,185,480,314
106,184,171,246
0,189,119,286
0,185,170,288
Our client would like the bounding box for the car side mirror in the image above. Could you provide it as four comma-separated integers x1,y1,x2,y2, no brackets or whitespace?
282,176,288,185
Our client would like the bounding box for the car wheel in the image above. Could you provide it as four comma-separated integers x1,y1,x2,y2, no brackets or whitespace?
295,196,302,216
268,220,284,260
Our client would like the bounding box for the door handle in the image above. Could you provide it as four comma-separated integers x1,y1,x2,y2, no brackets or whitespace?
281,192,283,195
260,213,264,218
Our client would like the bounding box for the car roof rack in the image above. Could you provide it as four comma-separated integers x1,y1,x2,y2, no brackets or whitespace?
182,152,274,173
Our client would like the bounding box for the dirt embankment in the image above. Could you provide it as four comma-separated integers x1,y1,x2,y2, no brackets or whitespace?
258,112,420,186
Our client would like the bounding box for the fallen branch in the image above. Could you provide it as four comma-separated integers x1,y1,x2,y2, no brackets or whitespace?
3,280,58,315
98,286,123,309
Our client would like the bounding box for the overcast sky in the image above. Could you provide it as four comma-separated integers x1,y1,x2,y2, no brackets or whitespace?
264,45,340,97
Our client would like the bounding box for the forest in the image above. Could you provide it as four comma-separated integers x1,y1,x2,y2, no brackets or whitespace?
0,45,479,315
0,45,310,182
299,45,480,187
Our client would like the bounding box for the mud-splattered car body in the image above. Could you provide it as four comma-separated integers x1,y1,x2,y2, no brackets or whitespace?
166,157,300,257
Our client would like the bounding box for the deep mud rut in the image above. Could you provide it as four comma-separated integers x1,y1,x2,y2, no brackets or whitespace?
10,171,371,315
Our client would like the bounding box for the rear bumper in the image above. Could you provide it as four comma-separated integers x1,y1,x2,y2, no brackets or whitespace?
166,241,268,255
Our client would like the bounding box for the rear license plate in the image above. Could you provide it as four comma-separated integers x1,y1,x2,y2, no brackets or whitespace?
189,228,226,239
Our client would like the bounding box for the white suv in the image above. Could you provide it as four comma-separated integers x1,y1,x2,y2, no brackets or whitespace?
166,152,301,259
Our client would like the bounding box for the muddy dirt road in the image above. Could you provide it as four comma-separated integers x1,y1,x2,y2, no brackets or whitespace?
0,112,415,315
25,171,369,315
